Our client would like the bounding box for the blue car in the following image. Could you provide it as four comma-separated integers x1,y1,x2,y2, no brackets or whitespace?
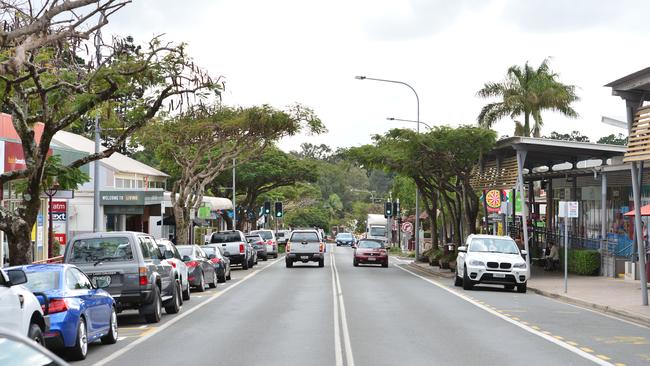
8,264,118,360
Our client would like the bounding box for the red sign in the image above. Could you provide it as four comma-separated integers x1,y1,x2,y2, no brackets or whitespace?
4,141,26,171
49,201,67,212
54,233,67,246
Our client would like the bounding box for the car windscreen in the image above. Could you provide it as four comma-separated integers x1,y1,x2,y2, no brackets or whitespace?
24,271,60,292
337,233,353,239
469,238,520,254
253,231,272,240
290,232,319,242
276,232,285,238
358,240,383,249
211,233,241,243
177,247,194,257
68,237,133,264
369,227,386,237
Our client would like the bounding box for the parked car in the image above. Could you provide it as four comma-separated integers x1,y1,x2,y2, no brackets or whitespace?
335,232,355,246
285,229,325,268
246,234,268,261
353,239,388,267
209,231,253,270
275,229,291,245
156,239,191,302
64,232,181,324
176,245,218,291
0,328,68,366
455,234,528,293
7,264,117,360
202,245,231,283
0,268,49,344
250,229,278,258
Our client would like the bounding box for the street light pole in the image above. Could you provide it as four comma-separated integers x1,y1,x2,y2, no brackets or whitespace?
355,75,421,260
93,116,101,232
386,117,432,130
232,158,237,231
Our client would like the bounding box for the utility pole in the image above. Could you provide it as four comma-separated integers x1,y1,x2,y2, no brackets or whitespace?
232,158,236,230
93,116,101,232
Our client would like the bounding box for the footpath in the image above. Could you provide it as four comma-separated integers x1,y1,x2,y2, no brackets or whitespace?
406,260,650,327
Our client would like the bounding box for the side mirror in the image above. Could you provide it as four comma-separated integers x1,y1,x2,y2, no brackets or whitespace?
164,250,174,260
520,250,528,258
6,269,27,286
182,255,191,262
208,254,216,259
457,246,467,253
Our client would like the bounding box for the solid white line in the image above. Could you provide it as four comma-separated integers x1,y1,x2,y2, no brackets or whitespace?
331,251,343,366
395,264,614,366
93,257,283,366
332,250,355,366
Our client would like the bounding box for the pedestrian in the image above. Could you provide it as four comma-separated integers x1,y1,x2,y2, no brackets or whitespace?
545,242,559,271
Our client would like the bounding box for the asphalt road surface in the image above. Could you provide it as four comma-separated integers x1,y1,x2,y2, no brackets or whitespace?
73,245,650,366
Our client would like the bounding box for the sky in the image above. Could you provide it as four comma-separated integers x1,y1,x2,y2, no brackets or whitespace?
104,0,650,152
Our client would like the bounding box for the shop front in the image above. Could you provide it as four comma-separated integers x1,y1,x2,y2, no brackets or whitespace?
100,191,164,233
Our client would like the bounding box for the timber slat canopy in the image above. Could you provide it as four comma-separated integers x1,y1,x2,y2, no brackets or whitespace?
624,105,650,163
470,156,518,191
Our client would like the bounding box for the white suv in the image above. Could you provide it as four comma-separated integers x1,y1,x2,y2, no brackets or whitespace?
455,235,528,293
250,230,278,258
0,268,49,343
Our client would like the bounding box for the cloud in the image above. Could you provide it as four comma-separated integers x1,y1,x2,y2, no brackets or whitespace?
502,0,650,32
363,0,487,40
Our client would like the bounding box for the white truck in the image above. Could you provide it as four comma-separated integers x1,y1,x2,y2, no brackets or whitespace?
366,214,388,244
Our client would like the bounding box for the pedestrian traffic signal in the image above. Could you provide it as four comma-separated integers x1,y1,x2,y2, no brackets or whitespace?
384,202,392,217
264,201,271,215
275,202,283,217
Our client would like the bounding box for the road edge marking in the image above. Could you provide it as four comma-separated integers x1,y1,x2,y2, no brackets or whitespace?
332,250,355,366
395,264,614,366
93,257,283,366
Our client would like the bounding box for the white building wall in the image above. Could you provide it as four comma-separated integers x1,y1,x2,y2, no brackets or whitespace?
67,192,102,239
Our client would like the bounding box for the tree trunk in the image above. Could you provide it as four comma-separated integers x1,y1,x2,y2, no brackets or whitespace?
6,219,34,265
524,112,531,137
430,193,438,247
174,203,191,245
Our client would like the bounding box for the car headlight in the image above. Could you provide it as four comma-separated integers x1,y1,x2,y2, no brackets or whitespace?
513,262,527,269
468,259,485,267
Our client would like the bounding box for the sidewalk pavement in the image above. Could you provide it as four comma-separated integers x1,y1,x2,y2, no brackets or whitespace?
407,260,650,327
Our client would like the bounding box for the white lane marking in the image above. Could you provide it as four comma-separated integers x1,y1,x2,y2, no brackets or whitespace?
395,264,614,366
332,249,355,366
138,325,147,329
93,256,283,366
331,250,343,366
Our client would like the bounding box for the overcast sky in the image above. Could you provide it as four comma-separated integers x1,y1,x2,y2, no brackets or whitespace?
105,0,650,151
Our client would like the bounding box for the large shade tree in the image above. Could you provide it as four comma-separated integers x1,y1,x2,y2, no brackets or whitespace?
477,59,579,137
0,1,217,264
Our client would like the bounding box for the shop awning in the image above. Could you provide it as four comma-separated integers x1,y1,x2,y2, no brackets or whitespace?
624,205,650,217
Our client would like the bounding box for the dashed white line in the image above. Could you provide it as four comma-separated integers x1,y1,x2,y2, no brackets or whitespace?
331,249,355,366
331,250,343,366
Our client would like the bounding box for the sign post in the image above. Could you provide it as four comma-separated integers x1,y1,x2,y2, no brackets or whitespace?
559,201,579,293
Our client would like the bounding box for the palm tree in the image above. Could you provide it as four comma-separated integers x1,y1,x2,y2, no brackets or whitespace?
476,59,579,137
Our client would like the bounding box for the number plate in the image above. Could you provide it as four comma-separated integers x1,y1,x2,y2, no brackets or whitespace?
300,256,309,260
92,275,112,287
493,273,505,278
367,257,376,261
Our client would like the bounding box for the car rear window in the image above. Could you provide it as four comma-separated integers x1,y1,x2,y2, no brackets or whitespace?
177,247,194,257
211,233,241,243
203,246,216,255
276,232,285,238
337,233,353,239
253,231,272,240
358,240,383,249
290,232,319,242
68,237,133,264
24,271,60,292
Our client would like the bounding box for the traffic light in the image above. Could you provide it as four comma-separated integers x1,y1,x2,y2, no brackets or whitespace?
393,201,399,217
264,201,271,215
384,201,392,217
275,202,283,217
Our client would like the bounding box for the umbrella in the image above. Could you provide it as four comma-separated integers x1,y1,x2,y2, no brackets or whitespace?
624,205,650,217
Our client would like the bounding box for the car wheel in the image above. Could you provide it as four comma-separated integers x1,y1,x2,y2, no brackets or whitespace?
196,272,206,292
454,268,463,287
353,258,359,267
241,259,249,270
263,255,268,261
286,259,293,268
319,258,324,268
101,307,118,344
218,272,226,283
505,284,515,291
68,317,88,360
182,281,191,301
226,271,231,280
209,271,217,288
27,322,44,345
144,286,162,323
462,266,473,290
165,281,182,314
517,282,527,293
382,261,388,268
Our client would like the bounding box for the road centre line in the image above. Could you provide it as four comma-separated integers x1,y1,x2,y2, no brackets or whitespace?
331,251,343,366
93,257,282,366
395,264,614,366
332,250,355,366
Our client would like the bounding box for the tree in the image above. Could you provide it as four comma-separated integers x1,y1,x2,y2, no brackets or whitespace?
209,146,318,230
284,206,329,230
544,131,590,142
477,59,579,137
138,104,324,244
0,1,217,265
597,133,627,145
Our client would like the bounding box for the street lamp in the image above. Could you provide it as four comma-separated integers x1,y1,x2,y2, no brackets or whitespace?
386,117,432,130
355,75,422,260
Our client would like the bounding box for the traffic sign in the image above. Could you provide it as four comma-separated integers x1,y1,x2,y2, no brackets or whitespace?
401,222,413,233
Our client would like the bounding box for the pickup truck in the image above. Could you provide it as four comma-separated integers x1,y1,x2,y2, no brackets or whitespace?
210,230,253,270
0,268,49,344
285,229,325,268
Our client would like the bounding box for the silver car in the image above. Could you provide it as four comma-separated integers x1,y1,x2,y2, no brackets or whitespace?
156,239,191,302
250,230,278,258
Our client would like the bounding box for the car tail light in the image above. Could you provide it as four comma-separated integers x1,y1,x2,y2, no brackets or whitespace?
45,298,68,314
186,261,198,268
266,240,273,245
239,243,245,254
286,242,291,253
139,267,148,286
319,243,324,252
211,258,221,264
169,261,177,268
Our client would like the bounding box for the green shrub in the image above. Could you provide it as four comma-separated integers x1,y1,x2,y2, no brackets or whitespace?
388,246,402,255
560,249,600,275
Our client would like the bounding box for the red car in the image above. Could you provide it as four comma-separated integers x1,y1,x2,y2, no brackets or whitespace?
353,239,388,267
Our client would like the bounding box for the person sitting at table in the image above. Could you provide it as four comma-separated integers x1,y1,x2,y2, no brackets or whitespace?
545,242,559,271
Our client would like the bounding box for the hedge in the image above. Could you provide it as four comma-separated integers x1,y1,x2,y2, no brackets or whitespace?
561,249,600,276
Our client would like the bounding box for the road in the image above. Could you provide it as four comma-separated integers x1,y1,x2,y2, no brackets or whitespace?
74,245,650,366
